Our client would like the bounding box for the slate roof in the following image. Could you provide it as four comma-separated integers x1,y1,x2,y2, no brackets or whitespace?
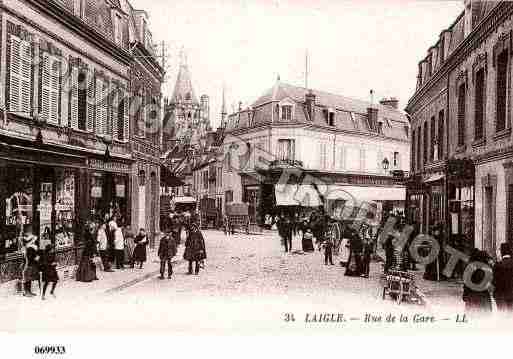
170,62,198,105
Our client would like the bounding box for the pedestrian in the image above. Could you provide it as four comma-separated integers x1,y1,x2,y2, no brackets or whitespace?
133,228,148,269
107,216,117,265
279,216,292,253
345,228,363,276
321,233,334,265
113,222,125,270
462,249,493,315
361,236,373,278
76,223,99,282
493,243,513,312
184,223,207,275
21,225,39,297
97,223,112,272
223,214,229,236
40,244,59,300
158,232,177,279
302,224,315,252
123,225,136,268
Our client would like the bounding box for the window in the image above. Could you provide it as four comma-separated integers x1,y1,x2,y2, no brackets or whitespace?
117,96,125,141
135,93,145,137
417,127,422,169
496,50,508,132
225,190,233,204
95,77,108,135
114,14,123,46
277,139,295,161
338,146,345,170
430,117,436,161
281,105,292,121
320,142,328,169
40,53,61,125
423,121,428,165
328,112,335,126
393,152,400,168
438,111,444,160
78,72,87,130
412,129,416,171
9,36,32,114
457,83,466,146
474,68,485,140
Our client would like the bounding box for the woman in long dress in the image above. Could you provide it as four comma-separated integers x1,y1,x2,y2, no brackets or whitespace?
123,225,136,268
184,223,207,275
133,228,148,269
345,228,363,277
301,221,314,252
76,223,99,282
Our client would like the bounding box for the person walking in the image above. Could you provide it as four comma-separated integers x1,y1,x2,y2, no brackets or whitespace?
158,232,177,279
113,222,125,270
107,216,117,265
133,228,148,269
493,243,513,312
123,225,136,268
301,222,315,252
40,244,59,300
462,249,493,315
321,233,334,265
345,228,363,276
361,236,373,278
21,226,39,297
97,223,112,272
76,223,98,282
184,223,207,275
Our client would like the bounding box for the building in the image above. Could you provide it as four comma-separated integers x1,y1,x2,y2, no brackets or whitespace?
406,1,513,258
222,79,410,224
162,51,210,152
0,0,163,285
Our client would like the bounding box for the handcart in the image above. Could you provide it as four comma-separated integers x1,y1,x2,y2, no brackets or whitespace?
380,270,426,305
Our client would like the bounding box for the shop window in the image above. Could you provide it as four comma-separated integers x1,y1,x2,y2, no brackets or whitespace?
0,166,34,256
54,169,76,249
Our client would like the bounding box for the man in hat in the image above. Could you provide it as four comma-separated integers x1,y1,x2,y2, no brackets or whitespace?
22,225,40,297
493,242,513,312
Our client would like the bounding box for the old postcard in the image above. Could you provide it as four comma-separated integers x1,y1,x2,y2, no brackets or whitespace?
0,1,512,351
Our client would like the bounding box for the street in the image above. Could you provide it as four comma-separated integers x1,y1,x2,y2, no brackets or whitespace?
2,229,496,333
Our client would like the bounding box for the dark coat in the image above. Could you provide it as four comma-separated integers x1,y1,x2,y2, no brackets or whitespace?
158,235,177,260
133,234,148,262
40,249,59,283
493,256,513,301
76,231,98,282
184,230,207,262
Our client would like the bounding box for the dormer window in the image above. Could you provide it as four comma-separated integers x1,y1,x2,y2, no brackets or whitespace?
328,111,335,126
281,105,292,121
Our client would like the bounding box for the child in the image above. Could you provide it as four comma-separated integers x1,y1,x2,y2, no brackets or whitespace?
41,244,59,300
320,233,334,265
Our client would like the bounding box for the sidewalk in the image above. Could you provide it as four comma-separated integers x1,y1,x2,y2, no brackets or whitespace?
0,245,186,301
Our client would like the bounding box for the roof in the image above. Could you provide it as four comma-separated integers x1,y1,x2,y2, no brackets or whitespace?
170,54,198,105
252,81,407,120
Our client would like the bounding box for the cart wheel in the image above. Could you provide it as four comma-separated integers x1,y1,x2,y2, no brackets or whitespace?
329,222,342,256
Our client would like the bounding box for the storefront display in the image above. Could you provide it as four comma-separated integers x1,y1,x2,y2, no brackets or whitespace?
91,172,129,224
55,169,76,249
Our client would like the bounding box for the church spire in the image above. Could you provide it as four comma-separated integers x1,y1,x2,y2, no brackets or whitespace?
221,84,227,126
171,47,197,105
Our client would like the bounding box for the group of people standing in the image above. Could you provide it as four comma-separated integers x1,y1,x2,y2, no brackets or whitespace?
76,216,149,283
273,210,374,278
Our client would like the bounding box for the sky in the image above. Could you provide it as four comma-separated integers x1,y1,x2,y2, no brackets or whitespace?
129,0,463,129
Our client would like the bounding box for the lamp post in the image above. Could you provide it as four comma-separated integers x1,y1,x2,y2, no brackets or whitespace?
102,134,113,161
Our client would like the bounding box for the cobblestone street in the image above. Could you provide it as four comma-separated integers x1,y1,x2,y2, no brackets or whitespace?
2,230,490,333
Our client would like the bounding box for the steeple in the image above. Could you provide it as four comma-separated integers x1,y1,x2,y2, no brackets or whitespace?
221,84,227,126
171,47,198,105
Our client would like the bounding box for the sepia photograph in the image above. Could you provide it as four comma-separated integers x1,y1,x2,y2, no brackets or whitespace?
0,0,513,355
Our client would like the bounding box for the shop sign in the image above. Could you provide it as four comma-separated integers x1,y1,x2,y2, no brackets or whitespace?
37,204,53,221
91,186,102,198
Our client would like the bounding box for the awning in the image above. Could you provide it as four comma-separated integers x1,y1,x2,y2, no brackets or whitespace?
325,185,405,203
275,184,323,207
160,165,185,187
424,173,445,183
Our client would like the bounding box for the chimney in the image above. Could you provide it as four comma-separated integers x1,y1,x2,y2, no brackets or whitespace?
305,90,316,121
367,107,379,132
379,97,399,109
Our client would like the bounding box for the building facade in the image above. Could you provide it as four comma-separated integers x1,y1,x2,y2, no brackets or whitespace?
222,80,410,224
0,0,163,285
406,1,513,258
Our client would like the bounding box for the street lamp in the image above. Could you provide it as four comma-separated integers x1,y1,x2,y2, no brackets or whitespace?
102,134,113,161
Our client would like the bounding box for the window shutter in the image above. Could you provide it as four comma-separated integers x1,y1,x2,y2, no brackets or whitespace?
69,66,79,129
86,72,95,132
51,59,61,125
95,78,108,135
9,36,22,112
20,40,32,113
40,54,51,123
